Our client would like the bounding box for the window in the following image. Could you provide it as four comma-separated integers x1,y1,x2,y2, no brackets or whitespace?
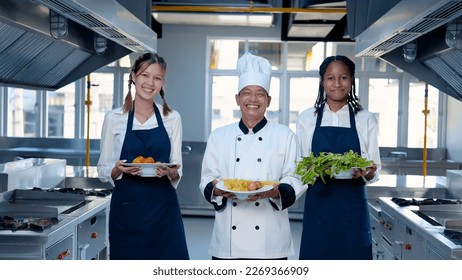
210,39,241,70
408,83,439,148
287,42,322,71
288,77,318,132
248,41,283,70
47,83,75,138
211,76,238,132
7,88,37,137
368,78,400,147
84,73,114,139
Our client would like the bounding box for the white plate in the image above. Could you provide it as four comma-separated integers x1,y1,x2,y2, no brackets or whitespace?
122,162,177,177
122,162,177,168
215,181,273,200
333,167,356,179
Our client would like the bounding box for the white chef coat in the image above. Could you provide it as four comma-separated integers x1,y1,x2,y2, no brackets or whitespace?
200,119,306,259
296,104,381,183
97,103,183,188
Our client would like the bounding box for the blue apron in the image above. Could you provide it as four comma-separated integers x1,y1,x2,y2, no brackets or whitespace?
109,105,189,260
299,104,372,260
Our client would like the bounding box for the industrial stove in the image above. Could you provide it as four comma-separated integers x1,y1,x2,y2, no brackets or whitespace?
0,187,111,260
370,197,462,260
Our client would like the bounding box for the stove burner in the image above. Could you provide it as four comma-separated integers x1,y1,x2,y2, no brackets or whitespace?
441,229,462,246
392,197,460,207
32,187,112,197
56,187,112,197
0,215,59,232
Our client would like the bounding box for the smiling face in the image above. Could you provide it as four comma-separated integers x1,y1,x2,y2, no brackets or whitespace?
322,60,352,109
132,62,165,101
235,85,271,127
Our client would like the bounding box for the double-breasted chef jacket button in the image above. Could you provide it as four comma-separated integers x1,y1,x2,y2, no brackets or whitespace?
236,158,240,162
238,137,242,141
233,202,237,207
257,158,261,162
255,226,260,230
258,137,262,141
255,202,260,206
232,226,237,230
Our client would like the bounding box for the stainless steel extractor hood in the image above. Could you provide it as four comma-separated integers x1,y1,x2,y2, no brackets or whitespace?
348,0,462,101
0,0,157,90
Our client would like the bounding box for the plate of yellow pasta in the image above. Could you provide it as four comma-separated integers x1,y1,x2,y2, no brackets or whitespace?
215,179,277,200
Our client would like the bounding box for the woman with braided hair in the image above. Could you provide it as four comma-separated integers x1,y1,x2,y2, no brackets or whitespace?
296,55,381,259
97,53,189,259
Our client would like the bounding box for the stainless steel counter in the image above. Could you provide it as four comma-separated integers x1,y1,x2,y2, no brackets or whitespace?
367,174,448,199
0,190,110,260
373,197,462,260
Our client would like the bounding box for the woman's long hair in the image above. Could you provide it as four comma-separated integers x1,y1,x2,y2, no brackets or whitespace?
123,53,172,116
313,55,362,115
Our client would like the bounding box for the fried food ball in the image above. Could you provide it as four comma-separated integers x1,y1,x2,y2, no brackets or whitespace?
144,157,155,163
247,181,264,191
247,181,257,191
132,156,145,163
254,181,263,189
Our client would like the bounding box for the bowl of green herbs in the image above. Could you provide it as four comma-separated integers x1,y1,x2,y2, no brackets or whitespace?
295,150,373,185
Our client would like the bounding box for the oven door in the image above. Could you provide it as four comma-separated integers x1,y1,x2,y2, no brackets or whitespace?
46,233,74,260
394,218,426,260
77,209,108,260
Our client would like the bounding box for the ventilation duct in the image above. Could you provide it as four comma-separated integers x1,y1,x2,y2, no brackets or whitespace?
349,0,462,101
0,0,156,90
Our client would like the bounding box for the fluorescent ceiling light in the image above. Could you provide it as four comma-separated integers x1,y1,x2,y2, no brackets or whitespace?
294,12,344,21
153,12,273,28
288,23,335,37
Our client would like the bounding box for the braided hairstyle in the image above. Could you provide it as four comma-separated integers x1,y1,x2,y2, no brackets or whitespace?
313,55,362,115
123,53,172,116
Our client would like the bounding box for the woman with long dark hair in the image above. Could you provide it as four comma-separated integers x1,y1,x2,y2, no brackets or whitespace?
296,55,381,260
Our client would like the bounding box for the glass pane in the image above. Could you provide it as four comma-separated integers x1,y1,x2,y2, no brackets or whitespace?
47,83,75,138
267,77,280,123
119,55,132,68
287,42,325,71
368,78,399,147
84,73,114,139
289,77,318,132
247,41,283,70
325,42,356,58
211,76,239,132
123,72,131,103
7,88,37,137
211,75,280,132
408,83,439,148
209,39,242,70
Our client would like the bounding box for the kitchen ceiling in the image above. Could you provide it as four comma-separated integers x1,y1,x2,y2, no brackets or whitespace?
151,0,350,42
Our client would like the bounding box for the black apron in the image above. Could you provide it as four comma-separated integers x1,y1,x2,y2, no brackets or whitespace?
299,104,372,260
109,105,189,260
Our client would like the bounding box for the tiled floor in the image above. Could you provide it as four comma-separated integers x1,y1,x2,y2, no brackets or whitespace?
182,215,303,260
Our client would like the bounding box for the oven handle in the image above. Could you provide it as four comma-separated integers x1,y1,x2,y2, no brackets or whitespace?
79,243,90,260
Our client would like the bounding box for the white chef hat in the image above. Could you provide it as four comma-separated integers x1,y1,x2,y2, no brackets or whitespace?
237,52,271,94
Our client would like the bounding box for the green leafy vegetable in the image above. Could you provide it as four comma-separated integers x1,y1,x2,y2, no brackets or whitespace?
295,150,373,185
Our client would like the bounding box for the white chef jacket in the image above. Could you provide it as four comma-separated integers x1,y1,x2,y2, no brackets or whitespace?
97,103,183,188
296,104,381,184
200,119,306,259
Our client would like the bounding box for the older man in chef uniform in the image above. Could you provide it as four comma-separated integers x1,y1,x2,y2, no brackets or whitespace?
200,52,306,260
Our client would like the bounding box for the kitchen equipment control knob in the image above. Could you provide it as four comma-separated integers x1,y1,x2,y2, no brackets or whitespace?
404,243,412,250
57,249,70,260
